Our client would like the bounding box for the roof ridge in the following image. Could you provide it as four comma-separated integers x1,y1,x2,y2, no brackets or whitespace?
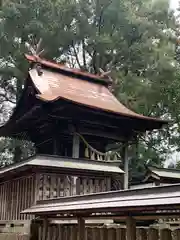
25,54,110,85
148,165,180,173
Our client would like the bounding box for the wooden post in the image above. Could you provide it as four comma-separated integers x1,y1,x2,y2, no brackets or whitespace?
137,228,147,240
148,228,158,240
123,143,129,189
29,220,39,240
126,216,136,240
173,229,180,240
160,229,172,240
42,219,48,240
78,217,85,240
72,133,80,195
72,133,80,158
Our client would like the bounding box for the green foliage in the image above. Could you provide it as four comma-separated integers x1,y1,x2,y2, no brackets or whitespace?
0,0,179,174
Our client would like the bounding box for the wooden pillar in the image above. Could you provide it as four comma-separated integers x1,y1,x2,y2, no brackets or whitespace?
160,229,172,240
137,228,147,240
173,229,180,240
42,219,48,240
78,217,85,240
72,133,80,158
148,228,158,240
126,216,136,240
29,220,39,240
72,133,80,195
123,143,129,189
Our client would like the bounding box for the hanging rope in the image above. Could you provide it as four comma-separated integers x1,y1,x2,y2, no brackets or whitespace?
75,132,119,161
75,132,106,156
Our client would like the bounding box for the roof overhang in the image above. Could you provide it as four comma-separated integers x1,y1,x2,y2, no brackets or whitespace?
143,166,180,183
29,67,167,127
22,184,180,218
0,155,123,180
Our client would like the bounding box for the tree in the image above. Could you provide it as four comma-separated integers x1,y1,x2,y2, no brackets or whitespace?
0,0,179,174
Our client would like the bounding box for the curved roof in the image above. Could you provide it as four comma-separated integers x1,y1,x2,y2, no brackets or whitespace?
27,55,167,125
0,55,168,139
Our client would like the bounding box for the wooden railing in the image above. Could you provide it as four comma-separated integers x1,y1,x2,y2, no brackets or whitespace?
36,173,111,199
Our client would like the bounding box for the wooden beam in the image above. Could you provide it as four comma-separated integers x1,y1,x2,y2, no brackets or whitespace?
49,101,141,132
126,216,136,240
78,126,131,141
50,219,113,224
15,105,41,124
42,213,180,221
77,217,85,240
49,114,121,131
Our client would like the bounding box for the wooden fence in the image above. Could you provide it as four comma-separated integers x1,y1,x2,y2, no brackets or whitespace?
0,233,29,240
37,224,180,240
0,222,180,240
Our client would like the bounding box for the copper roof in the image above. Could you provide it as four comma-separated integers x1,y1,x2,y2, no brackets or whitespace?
26,56,167,125
143,166,180,183
22,184,180,216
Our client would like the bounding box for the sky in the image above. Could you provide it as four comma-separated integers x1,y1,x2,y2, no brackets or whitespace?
170,0,178,10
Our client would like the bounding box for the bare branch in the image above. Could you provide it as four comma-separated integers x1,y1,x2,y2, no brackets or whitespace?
139,135,163,154
0,92,16,104
82,40,87,70
91,49,98,73
97,0,113,35
72,43,82,69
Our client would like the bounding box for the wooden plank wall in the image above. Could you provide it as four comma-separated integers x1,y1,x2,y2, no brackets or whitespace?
37,224,180,240
0,175,36,220
0,172,111,221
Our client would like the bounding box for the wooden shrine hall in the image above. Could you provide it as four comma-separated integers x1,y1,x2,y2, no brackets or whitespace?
0,54,169,239
131,166,180,190
0,54,167,187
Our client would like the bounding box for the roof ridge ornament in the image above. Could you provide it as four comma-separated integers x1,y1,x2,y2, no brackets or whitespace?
99,68,112,81
25,38,45,76
99,68,115,92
